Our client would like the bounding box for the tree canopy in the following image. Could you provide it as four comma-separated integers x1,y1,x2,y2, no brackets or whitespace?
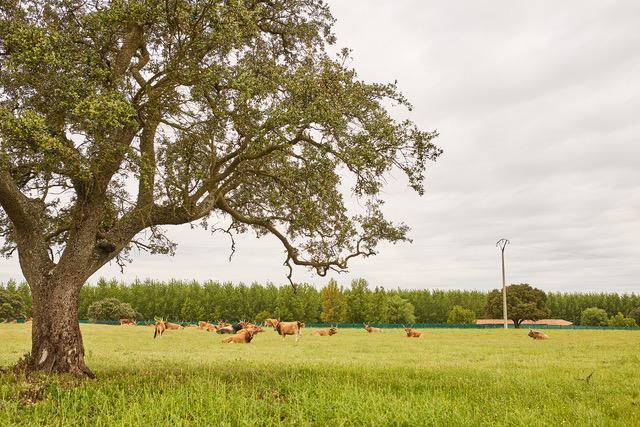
0,0,440,288
580,307,608,326
485,284,550,328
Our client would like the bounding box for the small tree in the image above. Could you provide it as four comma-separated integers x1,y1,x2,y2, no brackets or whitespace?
254,310,273,324
447,305,476,324
320,279,346,323
607,312,637,327
387,295,416,324
0,289,26,320
87,298,136,322
628,308,640,326
485,284,550,328
580,307,608,326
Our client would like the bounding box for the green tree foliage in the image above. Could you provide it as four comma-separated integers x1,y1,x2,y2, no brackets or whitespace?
387,295,416,324
3,279,639,325
320,279,346,323
485,284,550,328
87,298,136,322
607,312,637,327
0,288,26,320
369,287,391,323
580,307,609,326
447,305,476,324
345,279,372,323
628,308,640,326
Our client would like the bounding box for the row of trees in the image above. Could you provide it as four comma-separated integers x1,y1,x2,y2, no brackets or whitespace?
2,278,639,325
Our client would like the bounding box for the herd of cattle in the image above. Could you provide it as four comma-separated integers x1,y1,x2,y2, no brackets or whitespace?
1,317,550,342
119,318,551,343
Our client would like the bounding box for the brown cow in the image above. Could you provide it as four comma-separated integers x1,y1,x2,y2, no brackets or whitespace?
153,320,166,338
198,321,215,330
222,329,257,344
119,318,136,326
528,329,549,340
164,322,184,330
403,327,422,338
312,326,338,336
364,323,383,333
244,324,265,334
274,320,304,342
264,318,279,330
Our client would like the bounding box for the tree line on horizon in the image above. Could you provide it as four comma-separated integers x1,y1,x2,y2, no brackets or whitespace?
1,278,639,326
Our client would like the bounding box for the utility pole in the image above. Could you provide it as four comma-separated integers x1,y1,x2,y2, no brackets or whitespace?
496,239,510,329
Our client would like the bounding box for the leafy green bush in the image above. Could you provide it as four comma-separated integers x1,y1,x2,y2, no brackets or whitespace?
607,312,637,327
87,298,136,322
447,305,476,324
580,307,608,326
0,289,26,320
628,308,640,326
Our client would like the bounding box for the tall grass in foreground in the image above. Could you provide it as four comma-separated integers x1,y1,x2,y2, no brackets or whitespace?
1,324,639,426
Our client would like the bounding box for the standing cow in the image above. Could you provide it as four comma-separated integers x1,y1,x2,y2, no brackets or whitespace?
274,320,304,342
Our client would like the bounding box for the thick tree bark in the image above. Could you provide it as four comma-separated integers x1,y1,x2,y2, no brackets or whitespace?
28,278,94,378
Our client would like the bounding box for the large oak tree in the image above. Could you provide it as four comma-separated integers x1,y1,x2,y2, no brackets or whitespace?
0,0,440,377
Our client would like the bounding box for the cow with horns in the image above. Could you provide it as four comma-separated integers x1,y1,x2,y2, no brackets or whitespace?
403,326,422,338
363,323,383,333
528,329,549,340
312,325,338,336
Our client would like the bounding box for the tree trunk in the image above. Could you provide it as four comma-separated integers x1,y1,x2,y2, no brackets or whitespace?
28,279,94,378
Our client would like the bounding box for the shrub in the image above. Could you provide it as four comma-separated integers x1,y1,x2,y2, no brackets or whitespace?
87,298,136,322
0,289,26,320
580,307,608,326
254,310,273,323
607,312,637,327
628,308,640,326
447,305,476,324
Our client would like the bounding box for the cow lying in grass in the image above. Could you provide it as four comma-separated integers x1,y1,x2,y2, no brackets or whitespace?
312,326,338,336
403,327,422,338
364,323,383,333
528,329,549,340
274,320,304,342
222,329,257,344
217,321,247,334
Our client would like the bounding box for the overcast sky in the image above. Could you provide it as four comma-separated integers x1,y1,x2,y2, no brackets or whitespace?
1,1,639,293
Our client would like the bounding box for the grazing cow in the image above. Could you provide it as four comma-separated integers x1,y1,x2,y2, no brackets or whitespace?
364,323,383,333
153,320,166,338
403,327,422,338
528,329,549,340
312,326,338,336
119,318,136,326
274,320,304,342
222,329,257,344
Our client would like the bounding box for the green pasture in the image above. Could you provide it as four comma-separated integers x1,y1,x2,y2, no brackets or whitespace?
1,324,639,426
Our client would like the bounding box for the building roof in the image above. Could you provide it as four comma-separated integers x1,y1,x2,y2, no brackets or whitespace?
476,319,573,326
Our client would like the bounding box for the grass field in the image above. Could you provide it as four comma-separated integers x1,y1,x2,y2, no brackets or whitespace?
1,324,639,426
